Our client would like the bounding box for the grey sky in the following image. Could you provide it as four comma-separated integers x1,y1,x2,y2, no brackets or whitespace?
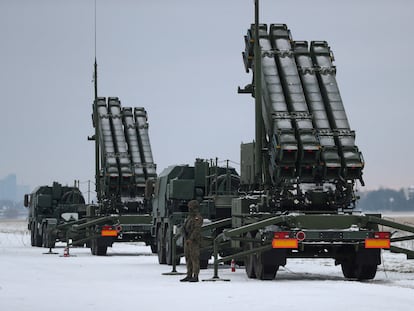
1,0,413,195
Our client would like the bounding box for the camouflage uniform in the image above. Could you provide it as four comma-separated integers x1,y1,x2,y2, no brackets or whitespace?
180,200,203,282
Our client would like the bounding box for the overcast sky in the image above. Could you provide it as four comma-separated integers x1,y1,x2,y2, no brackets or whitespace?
1,0,413,195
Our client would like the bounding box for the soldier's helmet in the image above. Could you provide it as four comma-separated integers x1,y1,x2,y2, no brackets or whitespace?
188,200,199,210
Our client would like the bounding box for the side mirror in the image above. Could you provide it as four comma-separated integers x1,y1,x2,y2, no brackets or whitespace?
24,194,29,208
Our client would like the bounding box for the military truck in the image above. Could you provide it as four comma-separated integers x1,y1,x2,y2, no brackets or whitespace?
78,62,158,255
76,73,157,255
24,181,86,248
166,11,414,280
26,62,158,256
203,20,414,281
152,158,239,267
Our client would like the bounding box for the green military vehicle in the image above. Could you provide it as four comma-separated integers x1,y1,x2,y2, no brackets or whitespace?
152,158,239,267
205,19,414,281
24,181,86,248
79,63,158,255
165,3,414,281
71,64,158,255
26,63,158,256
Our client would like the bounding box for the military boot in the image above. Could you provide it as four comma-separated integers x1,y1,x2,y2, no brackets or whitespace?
188,275,199,282
180,276,191,282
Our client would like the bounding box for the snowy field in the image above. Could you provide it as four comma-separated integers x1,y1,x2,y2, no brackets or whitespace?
1,219,414,311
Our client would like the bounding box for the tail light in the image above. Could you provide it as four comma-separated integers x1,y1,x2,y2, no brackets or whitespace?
101,225,118,237
365,231,390,249
374,232,390,239
272,231,298,249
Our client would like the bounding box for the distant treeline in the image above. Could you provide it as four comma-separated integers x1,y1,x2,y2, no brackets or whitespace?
356,189,414,212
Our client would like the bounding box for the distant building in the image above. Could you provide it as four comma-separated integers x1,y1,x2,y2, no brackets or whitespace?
0,174,30,202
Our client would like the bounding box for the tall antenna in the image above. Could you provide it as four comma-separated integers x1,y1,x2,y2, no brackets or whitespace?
93,0,100,200
94,0,98,100
94,0,97,61
254,0,263,185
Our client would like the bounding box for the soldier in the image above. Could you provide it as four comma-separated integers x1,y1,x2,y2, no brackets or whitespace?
180,200,203,282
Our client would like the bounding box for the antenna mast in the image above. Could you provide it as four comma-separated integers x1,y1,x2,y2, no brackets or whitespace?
254,0,263,185
93,0,100,200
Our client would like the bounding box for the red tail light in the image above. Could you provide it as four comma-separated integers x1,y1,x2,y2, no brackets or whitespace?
365,231,390,249
101,225,118,237
374,232,390,239
274,232,290,239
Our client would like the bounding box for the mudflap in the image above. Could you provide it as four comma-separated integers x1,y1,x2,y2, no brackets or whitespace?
263,248,287,266
355,248,381,265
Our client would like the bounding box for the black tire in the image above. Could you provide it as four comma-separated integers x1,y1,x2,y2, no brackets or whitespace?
165,227,180,266
90,238,107,256
42,224,55,249
34,223,43,247
254,232,278,280
90,239,97,255
355,264,377,280
341,261,377,280
255,256,278,280
341,262,356,279
150,243,157,254
244,232,256,279
42,225,47,248
30,223,35,246
157,226,166,264
96,245,107,256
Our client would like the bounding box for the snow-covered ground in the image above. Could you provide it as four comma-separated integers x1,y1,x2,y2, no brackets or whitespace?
1,219,414,310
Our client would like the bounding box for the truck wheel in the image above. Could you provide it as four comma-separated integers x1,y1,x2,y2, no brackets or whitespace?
91,238,107,256
42,224,55,249
341,249,378,281
30,223,35,246
157,226,166,264
355,264,377,280
165,228,180,266
254,233,278,280
34,224,43,247
255,256,278,280
42,225,47,248
90,239,97,255
96,245,107,256
244,232,256,279
341,262,356,279
150,243,157,254
342,262,377,280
